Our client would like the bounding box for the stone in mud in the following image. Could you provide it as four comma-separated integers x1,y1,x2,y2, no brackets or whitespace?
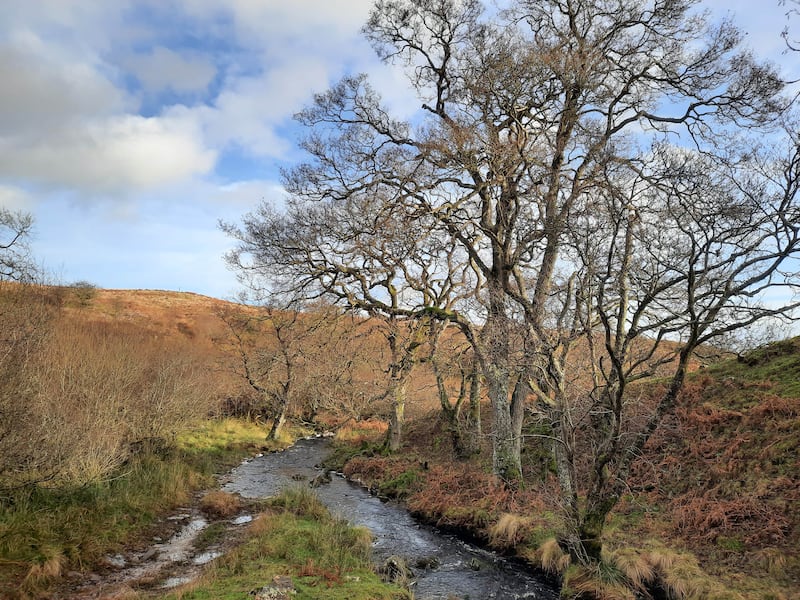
139,547,159,562
105,554,126,568
250,575,295,599
414,556,441,570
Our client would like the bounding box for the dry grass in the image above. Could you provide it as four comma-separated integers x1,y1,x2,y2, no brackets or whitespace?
537,538,571,575
753,547,788,576
199,490,242,519
488,513,533,548
607,548,655,591
22,550,66,588
562,564,635,600
335,419,389,443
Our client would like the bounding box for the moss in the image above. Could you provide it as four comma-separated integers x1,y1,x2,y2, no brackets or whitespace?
715,536,745,552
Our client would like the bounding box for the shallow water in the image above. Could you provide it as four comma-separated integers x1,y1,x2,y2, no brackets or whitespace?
224,437,559,600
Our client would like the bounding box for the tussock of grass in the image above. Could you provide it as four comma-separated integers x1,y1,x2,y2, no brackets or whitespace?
488,513,533,548
267,486,329,521
562,562,635,600
754,547,788,576
23,550,67,587
536,538,571,575
200,490,242,519
607,548,654,591
578,545,751,600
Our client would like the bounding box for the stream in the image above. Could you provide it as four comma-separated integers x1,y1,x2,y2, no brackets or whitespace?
224,437,559,600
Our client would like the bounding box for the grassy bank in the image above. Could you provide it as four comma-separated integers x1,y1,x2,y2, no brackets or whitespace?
160,487,408,600
0,418,269,599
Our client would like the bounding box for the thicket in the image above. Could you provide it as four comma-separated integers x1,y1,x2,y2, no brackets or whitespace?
0,282,217,492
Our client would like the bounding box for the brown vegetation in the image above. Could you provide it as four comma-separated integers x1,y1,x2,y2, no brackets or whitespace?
330,340,800,598
0,284,227,490
200,490,243,519
3,278,798,598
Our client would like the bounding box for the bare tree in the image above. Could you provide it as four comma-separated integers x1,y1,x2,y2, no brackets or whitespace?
525,129,800,562
223,187,479,451
1,208,36,282
424,319,483,456
231,0,785,484
782,0,800,50
219,301,388,439
219,305,316,440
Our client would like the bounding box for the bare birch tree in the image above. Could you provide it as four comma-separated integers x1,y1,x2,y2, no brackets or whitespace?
528,131,800,562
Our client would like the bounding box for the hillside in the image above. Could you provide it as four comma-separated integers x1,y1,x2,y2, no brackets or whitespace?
625,339,800,595
3,284,797,598
330,338,800,599
60,287,236,343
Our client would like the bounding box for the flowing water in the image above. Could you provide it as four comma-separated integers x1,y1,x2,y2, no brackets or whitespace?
224,437,559,600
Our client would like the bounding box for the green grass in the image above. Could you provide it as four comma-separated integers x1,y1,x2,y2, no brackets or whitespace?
707,337,800,402
0,453,205,596
158,488,409,600
0,418,274,598
377,468,421,499
176,417,274,471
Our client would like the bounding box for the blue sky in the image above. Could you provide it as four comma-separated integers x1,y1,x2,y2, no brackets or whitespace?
1,1,797,300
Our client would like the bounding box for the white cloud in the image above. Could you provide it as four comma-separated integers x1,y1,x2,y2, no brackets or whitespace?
0,114,216,194
0,185,33,211
211,179,285,205
0,0,385,196
126,46,217,93
178,0,373,44
199,57,332,159
0,31,126,136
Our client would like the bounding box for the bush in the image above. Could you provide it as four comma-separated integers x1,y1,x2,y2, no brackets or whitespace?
68,280,97,307
0,293,215,490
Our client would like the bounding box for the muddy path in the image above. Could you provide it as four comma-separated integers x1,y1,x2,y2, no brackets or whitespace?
54,497,258,599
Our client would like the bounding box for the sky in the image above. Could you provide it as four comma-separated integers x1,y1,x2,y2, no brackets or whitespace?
1,0,797,300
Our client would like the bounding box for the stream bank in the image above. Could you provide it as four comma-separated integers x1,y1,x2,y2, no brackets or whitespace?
225,437,559,600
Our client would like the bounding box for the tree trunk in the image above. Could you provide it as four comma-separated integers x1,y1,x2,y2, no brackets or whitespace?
484,283,522,483
386,380,406,452
576,496,618,563
268,398,288,441
510,376,528,470
462,369,482,457
432,352,463,455
488,365,521,482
